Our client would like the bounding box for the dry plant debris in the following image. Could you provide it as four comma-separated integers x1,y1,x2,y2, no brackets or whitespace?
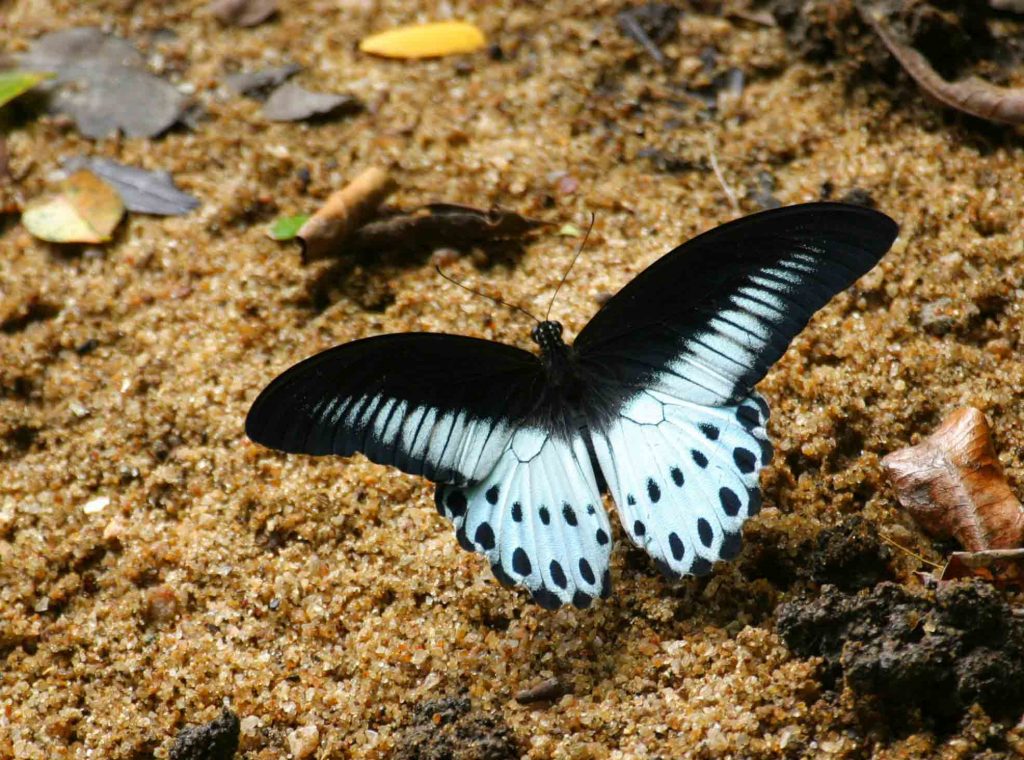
224,63,301,98
390,696,519,760
882,407,1024,552
17,27,190,138
62,156,199,216
348,203,547,255
261,81,361,122
359,21,487,59
21,169,124,243
207,0,278,27
296,167,397,260
862,5,1024,124
514,677,568,705
940,548,1024,587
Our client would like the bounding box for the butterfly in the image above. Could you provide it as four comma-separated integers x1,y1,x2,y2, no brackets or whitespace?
246,203,898,609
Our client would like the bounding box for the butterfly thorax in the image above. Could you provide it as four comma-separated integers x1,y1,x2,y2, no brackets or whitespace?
530,320,606,434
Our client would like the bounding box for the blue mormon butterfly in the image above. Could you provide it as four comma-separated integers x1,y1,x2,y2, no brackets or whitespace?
246,203,898,609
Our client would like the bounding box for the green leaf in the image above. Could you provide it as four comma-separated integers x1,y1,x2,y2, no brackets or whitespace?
557,222,583,237
0,70,55,109
268,214,310,241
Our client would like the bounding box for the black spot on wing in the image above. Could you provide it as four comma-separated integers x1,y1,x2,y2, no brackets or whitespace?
737,405,760,429
550,561,568,589
562,504,578,526
699,423,719,440
634,520,647,537
491,562,515,587
690,556,713,576
596,528,609,546
446,490,467,518
733,448,756,474
511,502,523,522
513,548,532,576
669,532,685,561
670,467,684,487
579,558,596,585
485,485,500,505
697,518,714,547
533,587,563,610
719,487,741,517
647,479,661,503
475,522,495,551
539,506,550,525
572,590,592,609
692,450,708,468
719,531,743,560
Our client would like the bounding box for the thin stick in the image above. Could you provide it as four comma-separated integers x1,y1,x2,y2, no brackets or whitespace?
545,213,596,322
705,133,739,212
435,265,541,325
880,533,942,570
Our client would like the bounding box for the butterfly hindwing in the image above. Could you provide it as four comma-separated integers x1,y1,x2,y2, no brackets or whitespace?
436,429,612,609
591,391,770,578
245,334,545,487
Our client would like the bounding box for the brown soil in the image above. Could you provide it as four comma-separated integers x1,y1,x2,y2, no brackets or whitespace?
3,1,1024,758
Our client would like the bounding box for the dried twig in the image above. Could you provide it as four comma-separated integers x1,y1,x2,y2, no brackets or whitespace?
863,6,1024,124
297,167,396,261
705,133,739,212
514,677,567,705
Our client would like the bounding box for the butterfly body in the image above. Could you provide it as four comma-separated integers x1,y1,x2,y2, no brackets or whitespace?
247,203,899,609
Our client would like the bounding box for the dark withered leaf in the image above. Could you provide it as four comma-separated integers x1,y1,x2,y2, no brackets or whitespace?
224,63,301,98
262,81,361,122
62,156,199,216
18,27,190,138
349,203,546,253
207,0,278,27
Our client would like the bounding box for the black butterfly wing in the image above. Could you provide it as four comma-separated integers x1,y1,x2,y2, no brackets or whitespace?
574,202,899,406
245,334,547,487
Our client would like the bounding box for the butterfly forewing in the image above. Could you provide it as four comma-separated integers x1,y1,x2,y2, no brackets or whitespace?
245,333,545,487
574,203,899,406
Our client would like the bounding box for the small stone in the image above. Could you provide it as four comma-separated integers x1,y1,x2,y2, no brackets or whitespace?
82,496,110,514
145,585,179,623
286,724,320,759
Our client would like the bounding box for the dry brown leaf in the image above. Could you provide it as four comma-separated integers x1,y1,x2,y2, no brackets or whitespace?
882,407,1024,551
21,170,125,244
514,677,567,705
863,6,1024,124
940,549,1024,588
347,203,547,255
297,168,397,261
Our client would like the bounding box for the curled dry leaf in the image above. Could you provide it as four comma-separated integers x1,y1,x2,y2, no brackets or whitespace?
62,156,199,216
359,21,486,59
262,81,361,122
882,407,1024,552
21,169,125,244
297,167,396,261
863,6,1024,124
17,27,190,138
207,0,278,27
940,548,1024,588
348,203,547,255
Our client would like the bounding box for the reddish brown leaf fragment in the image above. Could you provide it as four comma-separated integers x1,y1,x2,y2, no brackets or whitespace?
882,407,1024,551
863,7,1024,124
940,549,1024,588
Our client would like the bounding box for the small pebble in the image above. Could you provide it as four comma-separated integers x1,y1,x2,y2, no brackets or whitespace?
287,724,320,759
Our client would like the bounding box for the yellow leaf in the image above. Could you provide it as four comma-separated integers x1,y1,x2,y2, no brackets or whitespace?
22,170,125,244
359,21,486,59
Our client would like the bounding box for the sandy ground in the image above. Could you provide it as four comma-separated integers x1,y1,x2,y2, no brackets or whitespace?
2,1,1024,758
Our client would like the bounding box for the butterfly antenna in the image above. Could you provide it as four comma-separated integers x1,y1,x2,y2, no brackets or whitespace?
545,212,596,322
435,265,541,325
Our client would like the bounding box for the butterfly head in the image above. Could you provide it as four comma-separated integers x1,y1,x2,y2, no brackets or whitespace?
531,320,565,353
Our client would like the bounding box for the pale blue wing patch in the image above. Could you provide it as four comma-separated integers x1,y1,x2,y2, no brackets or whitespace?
590,390,771,578
435,429,612,609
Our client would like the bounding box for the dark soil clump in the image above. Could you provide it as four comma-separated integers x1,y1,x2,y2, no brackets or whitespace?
776,581,1024,726
390,696,520,760
169,708,240,760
